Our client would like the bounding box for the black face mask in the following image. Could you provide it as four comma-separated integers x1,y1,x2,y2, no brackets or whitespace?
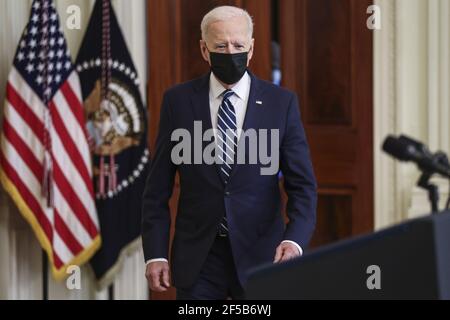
208,50,248,85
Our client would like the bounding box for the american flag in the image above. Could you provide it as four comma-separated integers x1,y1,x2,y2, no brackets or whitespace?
0,0,100,280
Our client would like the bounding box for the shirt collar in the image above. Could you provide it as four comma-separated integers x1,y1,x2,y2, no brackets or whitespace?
210,71,250,101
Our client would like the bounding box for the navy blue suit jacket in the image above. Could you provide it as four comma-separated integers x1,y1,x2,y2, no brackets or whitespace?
142,71,317,288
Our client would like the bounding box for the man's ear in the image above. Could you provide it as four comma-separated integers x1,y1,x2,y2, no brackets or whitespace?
200,40,210,64
247,39,255,66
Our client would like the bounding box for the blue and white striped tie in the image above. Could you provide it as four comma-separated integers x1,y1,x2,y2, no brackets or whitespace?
217,89,237,236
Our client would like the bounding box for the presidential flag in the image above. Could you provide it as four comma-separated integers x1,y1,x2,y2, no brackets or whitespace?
0,0,100,280
76,0,149,288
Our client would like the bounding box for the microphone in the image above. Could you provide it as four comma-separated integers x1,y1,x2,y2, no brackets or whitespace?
382,135,450,178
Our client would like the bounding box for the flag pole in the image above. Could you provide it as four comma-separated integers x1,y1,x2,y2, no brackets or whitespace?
42,250,48,300
108,284,114,300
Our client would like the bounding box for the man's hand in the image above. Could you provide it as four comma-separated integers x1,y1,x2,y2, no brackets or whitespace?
145,261,171,292
273,242,301,263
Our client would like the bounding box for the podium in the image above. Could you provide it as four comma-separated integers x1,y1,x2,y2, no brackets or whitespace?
245,212,450,300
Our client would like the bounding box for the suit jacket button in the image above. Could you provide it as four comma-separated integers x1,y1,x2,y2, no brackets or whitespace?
225,192,231,196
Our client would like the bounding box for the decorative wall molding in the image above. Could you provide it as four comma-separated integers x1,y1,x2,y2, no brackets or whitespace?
375,0,450,228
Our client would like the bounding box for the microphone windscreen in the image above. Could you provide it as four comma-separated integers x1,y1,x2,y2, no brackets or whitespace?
382,136,413,161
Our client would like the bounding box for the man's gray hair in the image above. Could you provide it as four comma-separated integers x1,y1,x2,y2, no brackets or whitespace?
201,6,254,41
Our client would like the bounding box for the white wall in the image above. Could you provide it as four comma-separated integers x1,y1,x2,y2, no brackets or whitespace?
0,0,148,300
374,0,450,229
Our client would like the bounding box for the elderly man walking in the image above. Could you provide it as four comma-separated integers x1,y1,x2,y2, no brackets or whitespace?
142,6,317,300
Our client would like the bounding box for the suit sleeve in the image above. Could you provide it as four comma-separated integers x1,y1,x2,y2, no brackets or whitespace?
280,93,318,249
141,92,176,261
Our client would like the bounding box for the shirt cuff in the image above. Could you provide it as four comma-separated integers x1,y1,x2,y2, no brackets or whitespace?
281,240,303,256
146,258,169,265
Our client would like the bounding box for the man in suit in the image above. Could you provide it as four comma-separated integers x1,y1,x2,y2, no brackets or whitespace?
142,6,317,300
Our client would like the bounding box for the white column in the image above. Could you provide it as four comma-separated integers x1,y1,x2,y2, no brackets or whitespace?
428,0,441,152
395,0,429,218
374,0,398,229
427,0,450,153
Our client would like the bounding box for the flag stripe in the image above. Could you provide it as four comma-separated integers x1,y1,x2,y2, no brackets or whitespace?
58,83,92,175
52,157,98,238
0,136,56,232
8,70,97,223
61,75,90,140
50,100,94,196
8,71,97,228
2,127,91,255
0,148,53,241
51,129,98,228
2,125,89,258
4,101,44,163
53,185,93,247
6,127,93,252
6,82,45,143
53,251,64,269
2,120,43,182
0,142,79,267
54,209,83,256
8,68,45,122
53,231,75,264
66,73,84,110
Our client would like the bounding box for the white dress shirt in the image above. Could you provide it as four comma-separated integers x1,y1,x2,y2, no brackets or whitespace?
146,72,302,265
209,71,251,140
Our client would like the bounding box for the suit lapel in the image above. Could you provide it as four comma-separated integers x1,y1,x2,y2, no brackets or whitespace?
228,72,265,181
241,72,264,135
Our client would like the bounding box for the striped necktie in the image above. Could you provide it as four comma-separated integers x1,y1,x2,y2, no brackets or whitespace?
217,89,237,236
